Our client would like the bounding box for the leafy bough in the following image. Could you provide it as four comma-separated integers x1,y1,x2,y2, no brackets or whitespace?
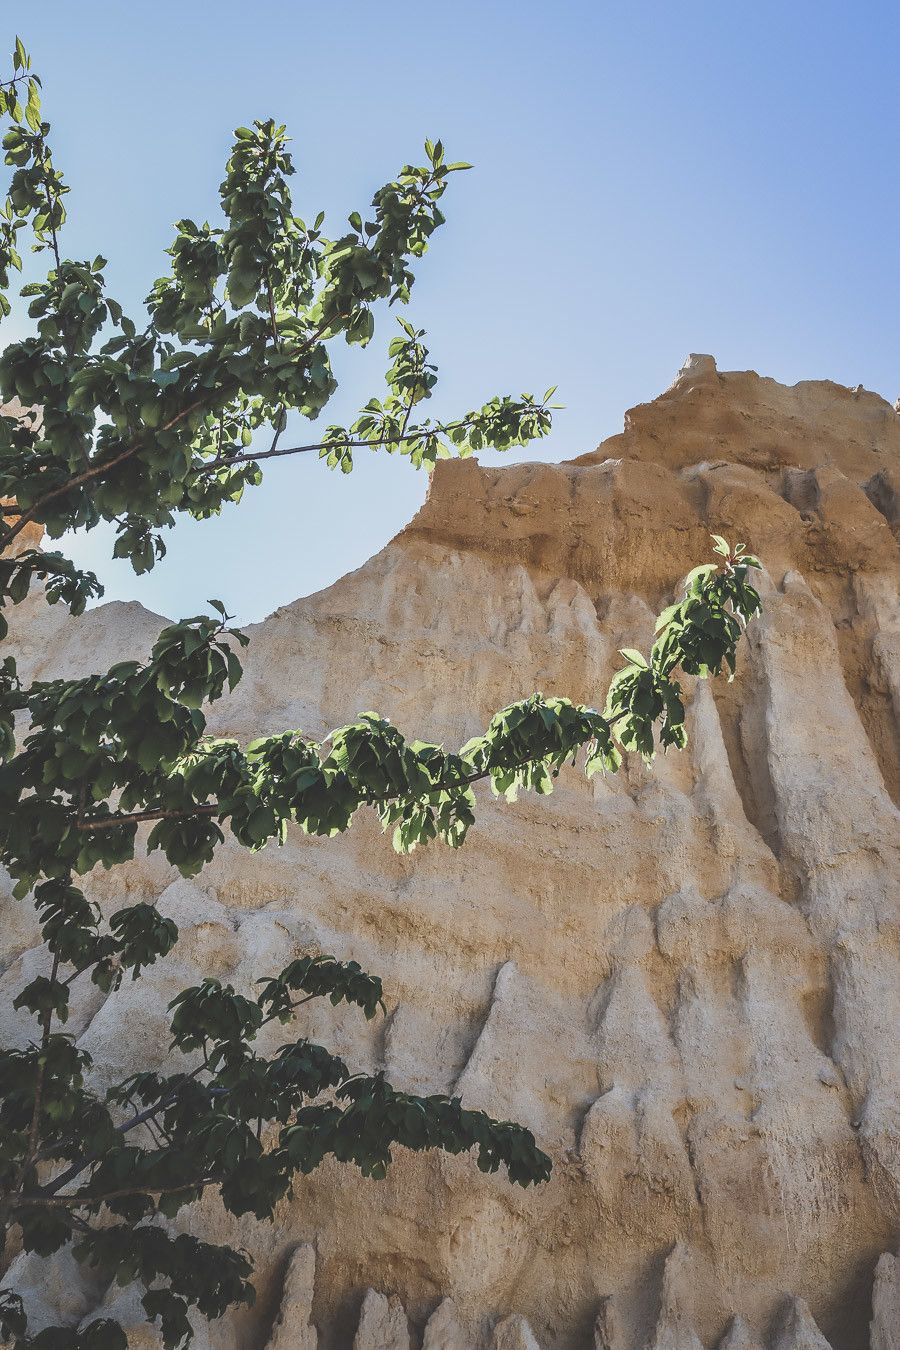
2,540,761,891
0,950,549,1350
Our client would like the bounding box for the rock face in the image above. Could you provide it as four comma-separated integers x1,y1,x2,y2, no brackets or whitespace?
3,358,899,1349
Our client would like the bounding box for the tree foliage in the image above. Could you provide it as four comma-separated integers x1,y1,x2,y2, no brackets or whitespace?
0,38,762,1349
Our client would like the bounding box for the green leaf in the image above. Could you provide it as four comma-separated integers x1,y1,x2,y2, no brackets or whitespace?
24,78,41,132
683,563,718,591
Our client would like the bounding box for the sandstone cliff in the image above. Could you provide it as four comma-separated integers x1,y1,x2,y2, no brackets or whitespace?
3,356,899,1349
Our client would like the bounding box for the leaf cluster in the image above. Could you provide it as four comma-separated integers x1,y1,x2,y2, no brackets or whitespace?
0,85,553,566
0,949,548,1346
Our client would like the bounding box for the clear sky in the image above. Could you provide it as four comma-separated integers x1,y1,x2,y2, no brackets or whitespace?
7,1,900,622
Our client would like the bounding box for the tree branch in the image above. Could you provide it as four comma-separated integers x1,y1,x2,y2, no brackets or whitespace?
0,313,345,548
72,715,627,835
19,1176,219,1208
35,1064,211,1197
193,418,467,475
74,804,219,832
1,395,209,549
12,951,60,1197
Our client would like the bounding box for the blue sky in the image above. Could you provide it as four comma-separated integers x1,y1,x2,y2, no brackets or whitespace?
7,1,900,621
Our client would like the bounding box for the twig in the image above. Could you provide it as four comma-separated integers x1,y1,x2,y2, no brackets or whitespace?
72,716,627,835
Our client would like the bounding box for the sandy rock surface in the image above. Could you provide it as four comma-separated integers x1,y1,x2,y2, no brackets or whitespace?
3,359,898,1348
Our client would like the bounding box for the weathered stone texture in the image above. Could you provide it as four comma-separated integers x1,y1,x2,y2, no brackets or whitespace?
3,359,899,1347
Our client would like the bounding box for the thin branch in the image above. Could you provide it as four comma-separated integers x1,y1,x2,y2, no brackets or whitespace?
194,420,463,475
257,990,318,1033
20,1176,219,1208
40,152,62,275
13,951,60,1196
395,345,422,449
264,270,281,350
0,314,345,548
1,395,209,549
37,1064,210,1195
72,717,627,835
75,804,219,832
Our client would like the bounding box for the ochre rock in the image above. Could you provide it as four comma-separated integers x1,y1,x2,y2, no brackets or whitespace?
869,1251,900,1350
267,1245,318,1350
770,1298,836,1350
718,1318,765,1350
424,1298,474,1350
3,360,899,1348
353,1288,412,1350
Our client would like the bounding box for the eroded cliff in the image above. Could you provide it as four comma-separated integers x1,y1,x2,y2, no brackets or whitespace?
3,356,899,1349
